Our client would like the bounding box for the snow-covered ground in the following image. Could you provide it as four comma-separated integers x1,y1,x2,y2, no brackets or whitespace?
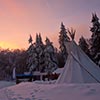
0,81,100,100
0,81,15,89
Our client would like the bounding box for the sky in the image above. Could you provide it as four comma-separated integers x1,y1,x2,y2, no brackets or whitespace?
0,0,100,49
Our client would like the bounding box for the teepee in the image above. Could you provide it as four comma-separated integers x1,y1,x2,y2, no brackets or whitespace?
56,29,100,84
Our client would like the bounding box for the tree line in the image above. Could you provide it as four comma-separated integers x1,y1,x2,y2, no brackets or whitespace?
0,13,100,80
0,49,28,80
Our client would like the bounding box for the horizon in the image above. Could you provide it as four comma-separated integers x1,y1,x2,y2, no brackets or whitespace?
0,0,100,49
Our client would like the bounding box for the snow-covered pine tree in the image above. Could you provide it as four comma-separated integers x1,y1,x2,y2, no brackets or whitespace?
79,36,90,56
27,35,38,73
59,22,70,63
44,37,58,73
35,33,45,72
90,13,100,66
27,33,58,73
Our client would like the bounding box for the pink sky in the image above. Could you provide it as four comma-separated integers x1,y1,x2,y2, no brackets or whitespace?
0,0,100,49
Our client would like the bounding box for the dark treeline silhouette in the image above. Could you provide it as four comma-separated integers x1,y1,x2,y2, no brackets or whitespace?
0,48,28,80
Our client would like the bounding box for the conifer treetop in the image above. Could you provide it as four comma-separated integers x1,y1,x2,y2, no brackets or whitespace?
59,22,70,42
28,34,33,45
45,37,52,45
90,13,100,34
91,13,99,23
35,33,43,46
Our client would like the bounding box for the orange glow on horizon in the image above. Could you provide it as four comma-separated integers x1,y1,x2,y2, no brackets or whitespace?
0,42,20,50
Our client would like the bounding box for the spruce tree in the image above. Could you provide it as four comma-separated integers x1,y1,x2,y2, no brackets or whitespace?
59,22,70,63
27,35,38,73
79,36,90,56
90,13,100,65
44,37,58,73
27,33,45,73
35,33,44,71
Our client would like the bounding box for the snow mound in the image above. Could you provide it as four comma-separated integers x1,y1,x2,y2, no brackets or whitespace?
0,82,100,100
0,81,15,89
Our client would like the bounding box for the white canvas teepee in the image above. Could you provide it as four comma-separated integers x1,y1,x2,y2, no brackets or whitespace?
56,40,100,84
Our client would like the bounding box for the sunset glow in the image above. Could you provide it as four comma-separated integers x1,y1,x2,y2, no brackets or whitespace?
0,0,100,49
0,42,19,49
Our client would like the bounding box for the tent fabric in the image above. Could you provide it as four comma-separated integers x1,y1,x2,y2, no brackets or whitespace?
56,41,100,84
53,68,64,74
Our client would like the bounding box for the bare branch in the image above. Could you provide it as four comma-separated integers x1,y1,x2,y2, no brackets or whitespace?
67,28,76,40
